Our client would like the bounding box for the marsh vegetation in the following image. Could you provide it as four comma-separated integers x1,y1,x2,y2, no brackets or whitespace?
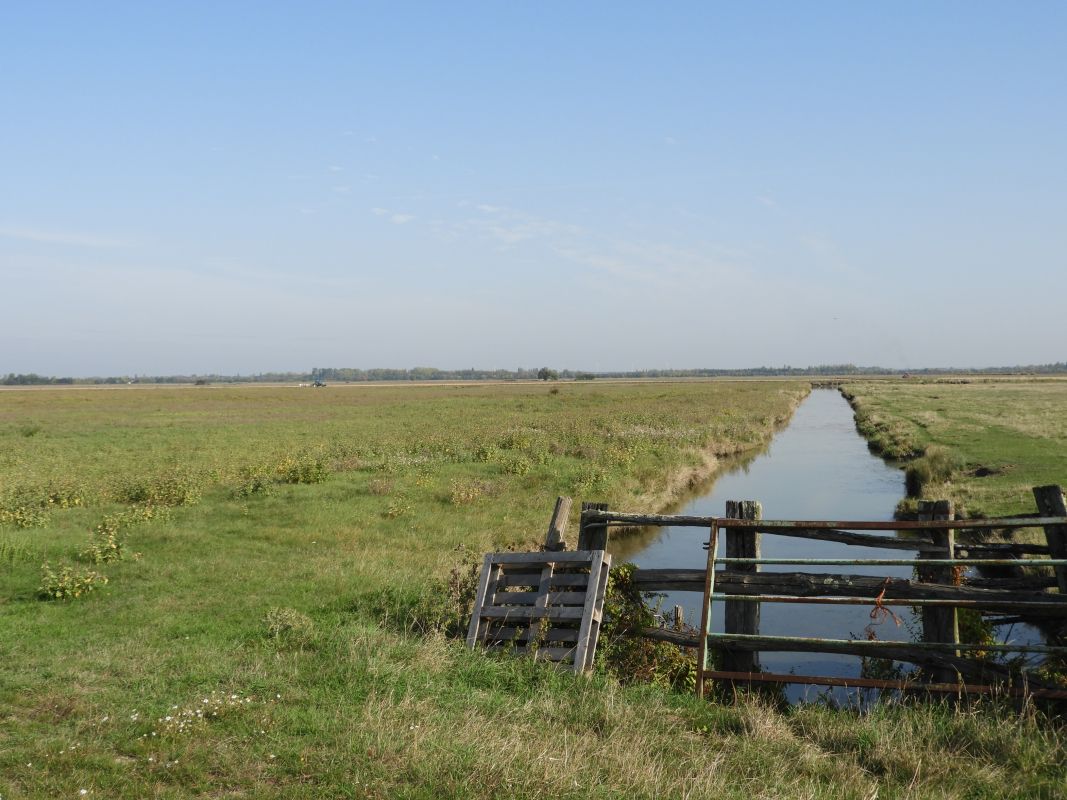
0,380,1064,798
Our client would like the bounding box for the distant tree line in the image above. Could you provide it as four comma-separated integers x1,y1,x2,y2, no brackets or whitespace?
4,362,1067,386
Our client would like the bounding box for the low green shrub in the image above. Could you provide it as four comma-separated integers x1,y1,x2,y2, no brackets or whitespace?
82,523,124,564
231,464,275,498
502,456,531,476
448,479,485,505
277,454,331,484
0,505,49,529
38,563,108,600
595,563,697,691
117,471,203,506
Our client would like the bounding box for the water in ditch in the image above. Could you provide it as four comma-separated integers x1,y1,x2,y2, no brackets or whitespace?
607,388,1039,702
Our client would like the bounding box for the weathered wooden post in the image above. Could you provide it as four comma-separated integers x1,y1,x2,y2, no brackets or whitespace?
673,605,685,630
917,499,959,684
577,501,609,551
1033,485,1067,594
543,496,573,551
723,500,762,673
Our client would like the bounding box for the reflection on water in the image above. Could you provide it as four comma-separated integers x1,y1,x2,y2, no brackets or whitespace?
608,389,912,699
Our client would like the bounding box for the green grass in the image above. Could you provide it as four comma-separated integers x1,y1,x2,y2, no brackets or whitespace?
842,379,1067,518
1,380,1064,798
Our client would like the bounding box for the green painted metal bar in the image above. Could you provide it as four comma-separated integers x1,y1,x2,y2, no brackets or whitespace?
585,511,1067,530
711,557,1067,566
706,632,1065,655
709,594,1067,610
695,521,719,699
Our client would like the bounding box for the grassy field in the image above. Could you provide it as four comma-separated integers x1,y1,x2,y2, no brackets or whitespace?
1,380,1065,799
842,378,1067,519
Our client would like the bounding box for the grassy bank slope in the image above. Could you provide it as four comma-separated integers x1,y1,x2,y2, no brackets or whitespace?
1,380,1064,798
842,379,1067,518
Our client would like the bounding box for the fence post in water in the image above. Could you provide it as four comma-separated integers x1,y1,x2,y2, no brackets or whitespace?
917,500,960,684
543,496,573,551
673,605,685,630
577,502,609,551
1032,485,1067,594
724,500,762,673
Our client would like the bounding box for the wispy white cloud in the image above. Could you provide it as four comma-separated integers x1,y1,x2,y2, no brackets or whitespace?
370,207,389,216
475,204,500,213
328,165,344,172
664,136,677,146
390,214,415,225
0,225,134,248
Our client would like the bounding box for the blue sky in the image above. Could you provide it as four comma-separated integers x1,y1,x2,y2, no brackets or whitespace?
2,2,1065,375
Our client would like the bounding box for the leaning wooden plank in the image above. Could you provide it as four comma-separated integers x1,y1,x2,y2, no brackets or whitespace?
573,551,609,673
543,496,573,551
578,552,612,672
466,554,497,648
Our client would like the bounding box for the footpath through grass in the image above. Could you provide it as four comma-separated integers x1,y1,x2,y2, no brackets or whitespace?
1,380,1064,798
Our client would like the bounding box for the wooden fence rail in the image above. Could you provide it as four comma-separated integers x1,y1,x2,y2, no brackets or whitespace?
584,486,1067,699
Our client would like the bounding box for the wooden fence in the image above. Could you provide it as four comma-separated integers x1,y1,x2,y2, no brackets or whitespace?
576,486,1067,699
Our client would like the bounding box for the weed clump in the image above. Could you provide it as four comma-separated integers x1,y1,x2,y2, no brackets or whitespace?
368,478,395,496
264,607,316,648
448,479,486,505
38,563,108,600
502,456,531,476
0,504,49,529
117,471,203,507
596,563,697,691
277,454,330,485
81,506,163,563
385,495,412,518
905,446,964,496
231,464,275,498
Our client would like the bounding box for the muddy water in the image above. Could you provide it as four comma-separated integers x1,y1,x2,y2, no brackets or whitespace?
608,389,914,698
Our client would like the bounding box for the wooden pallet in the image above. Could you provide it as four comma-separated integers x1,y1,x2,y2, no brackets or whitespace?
466,550,612,673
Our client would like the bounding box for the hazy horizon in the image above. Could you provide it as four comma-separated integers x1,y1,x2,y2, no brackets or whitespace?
3,3,1065,375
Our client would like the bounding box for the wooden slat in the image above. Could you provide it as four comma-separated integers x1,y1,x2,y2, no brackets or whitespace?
466,555,496,647
573,551,610,672
487,550,602,565
531,563,555,648
631,569,1067,604
487,627,581,643
492,591,589,605
480,606,586,620
497,573,589,588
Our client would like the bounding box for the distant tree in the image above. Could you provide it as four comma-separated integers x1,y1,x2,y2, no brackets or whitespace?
537,367,559,381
